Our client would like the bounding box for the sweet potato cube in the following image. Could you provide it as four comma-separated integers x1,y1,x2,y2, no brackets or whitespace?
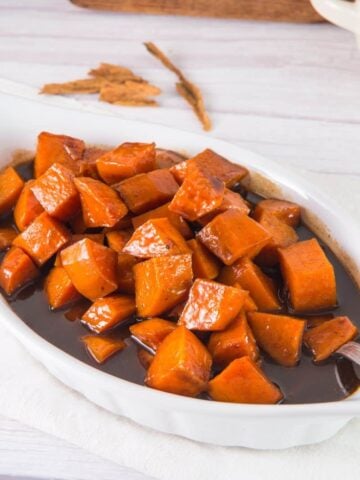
74,177,128,228
0,167,24,216
208,312,259,368
304,316,358,362
79,147,108,178
248,312,306,367
106,229,132,253
169,162,225,221
123,218,190,258
169,160,187,184
197,210,271,266
242,290,258,312
197,189,250,226
208,357,283,404
137,347,154,369
131,202,192,239
130,318,177,351
14,180,44,231
255,216,298,267
44,266,82,309
279,238,337,312
116,252,138,294
13,212,71,265
82,294,136,333
254,199,301,227
187,238,221,280
178,279,246,331
0,246,39,295
116,169,179,214
31,163,80,221
306,314,334,329
54,233,104,267
96,142,156,184
34,131,85,178
0,227,17,251
219,257,281,311
61,238,118,300
134,254,192,317
155,149,185,170
145,326,212,396
82,335,126,363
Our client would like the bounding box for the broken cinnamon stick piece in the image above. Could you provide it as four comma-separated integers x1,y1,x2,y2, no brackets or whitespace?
89,63,144,83
41,78,106,95
100,81,161,106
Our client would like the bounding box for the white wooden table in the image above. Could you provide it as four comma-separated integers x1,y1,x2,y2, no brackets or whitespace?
1,0,360,478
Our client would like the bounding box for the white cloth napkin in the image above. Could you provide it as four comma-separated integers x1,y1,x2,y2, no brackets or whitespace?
1,79,360,480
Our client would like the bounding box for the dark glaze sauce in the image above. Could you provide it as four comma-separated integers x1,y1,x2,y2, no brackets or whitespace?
2,161,360,404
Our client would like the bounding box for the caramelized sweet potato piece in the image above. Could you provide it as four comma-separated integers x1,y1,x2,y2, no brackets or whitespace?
137,347,154,369
0,227,17,251
208,312,259,368
145,326,212,396
248,312,306,367
170,149,248,187
44,266,82,309
219,257,281,311
134,254,192,317
34,131,85,178
13,212,71,266
31,163,80,221
155,149,185,169
61,238,118,300
197,210,271,266
96,142,156,183
116,169,179,215
131,202,192,239
116,252,138,294
169,162,225,221
254,199,301,228
130,318,177,351
64,301,90,322
69,211,87,234
197,189,250,226
74,177,128,228
82,294,136,332
306,314,334,329
14,180,44,231
304,316,358,362
255,216,298,267
123,218,190,258
242,290,258,312
178,279,246,331
54,233,104,267
0,246,39,295
79,147,108,178
187,238,221,280
82,335,126,363
208,357,283,404
0,167,24,216
279,238,337,312
106,229,132,253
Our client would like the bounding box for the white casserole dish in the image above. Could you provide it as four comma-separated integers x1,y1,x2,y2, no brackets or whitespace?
0,90,359,450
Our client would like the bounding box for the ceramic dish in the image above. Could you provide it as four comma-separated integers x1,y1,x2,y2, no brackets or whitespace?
1,90,359,450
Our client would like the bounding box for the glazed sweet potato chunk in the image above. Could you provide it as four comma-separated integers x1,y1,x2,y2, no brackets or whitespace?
242,290,258,312
279,238,337,312
74,177,128,228
13,212,71,266
130,318,177,351
134,254,192,317
0,227,17,251
306,314,334,329
253,199,301,228
0,167,24,216
155,149,185,169
131,202,192,239
187,239,221,280
116,169,179,215
54,233,104,267
219,257,281,311
208,357,283,404
248,312,306,367
106,229,132,253
304,316,358,362
116,251,139,294
197,210,272,266
44,266,82,310
169,162,225,221
197,189,250,226
79,147,108,178
208,312,259,368
145,326,212,396
34,131,85,178
0,246,39,295
14,180,44,231
82,335,126,363
178,279,247,331
82,294,136,333
123,218,190,258
96,142,156,184
61,238,118,300
31,163,80,221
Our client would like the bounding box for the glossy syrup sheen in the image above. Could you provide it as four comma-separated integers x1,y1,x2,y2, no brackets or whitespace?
2,162,360,404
